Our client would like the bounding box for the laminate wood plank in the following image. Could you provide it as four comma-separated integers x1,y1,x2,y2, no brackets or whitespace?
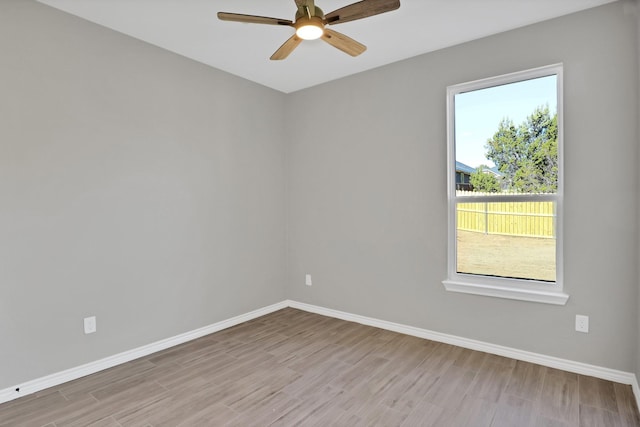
0,393,96,427
0,390,68,423
263,332,317,358
53,387,169,427
614,382,640,427
335,334,384,365
222,368,300,412
413,341,463,376
504,360,546,401
249,329,291,348
116,382,228,427
351,360,404,398
370,326,402,342
328,325,379,353
155,351,269,390
287,389,354,427
86,416,123,427
145,335,219,365
452,347,489,372
382,368,440,413
484,353,518,368
466,358,514,402
578,404,623,427
269,385,346,426
356,404,408,426
221,391,301,427
434,393,497,427
422,364,477,408
0,387,61,411
281,357,351,398
530,415,572,427
311,411,362,427
338,368,404,419
579,374,619,413
285,342,342,372
112,394,175,427
491,394,536,427
90,375,166,402
538,368,580,425
337,385,387,417
1,308,638,426
174,403,239,427
56,359,158,401
273,339,337,366
114,375,223,425
210,367,294,410
224,339,280,360
328,353,390,390
374,334,432,376
400,398,444,427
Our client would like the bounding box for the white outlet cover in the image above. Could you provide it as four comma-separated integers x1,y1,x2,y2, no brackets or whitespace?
305,274,312,286
84,316,97,334
575,314,589,333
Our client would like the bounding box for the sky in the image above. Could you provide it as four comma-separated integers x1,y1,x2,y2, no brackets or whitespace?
455,75,557,169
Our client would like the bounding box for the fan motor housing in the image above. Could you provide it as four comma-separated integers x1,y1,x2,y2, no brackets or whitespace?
294,15,325,31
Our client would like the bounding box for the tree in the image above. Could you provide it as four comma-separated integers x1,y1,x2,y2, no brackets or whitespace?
485,105,558,193
470,165,501,192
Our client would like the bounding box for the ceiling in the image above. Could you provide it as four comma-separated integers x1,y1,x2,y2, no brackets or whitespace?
37,0,617,93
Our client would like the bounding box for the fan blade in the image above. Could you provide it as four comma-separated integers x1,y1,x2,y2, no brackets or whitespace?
217,12,293,26
321,29,366,57
270,34,303,60
325,0,400,25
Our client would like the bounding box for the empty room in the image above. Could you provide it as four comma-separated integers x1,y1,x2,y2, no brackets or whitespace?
1,0,639,425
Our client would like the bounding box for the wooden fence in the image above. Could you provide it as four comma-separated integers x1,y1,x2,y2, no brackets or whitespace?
457,199,556,238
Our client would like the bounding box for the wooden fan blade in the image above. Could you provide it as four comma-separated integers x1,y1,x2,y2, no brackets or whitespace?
270,35,303,60
217,12,293,26
325,0,400,25
321,28,366,57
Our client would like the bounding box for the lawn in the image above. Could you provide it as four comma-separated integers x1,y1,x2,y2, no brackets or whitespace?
456,230,556,282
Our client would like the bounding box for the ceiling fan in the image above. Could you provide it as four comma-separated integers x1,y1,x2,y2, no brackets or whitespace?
218,0,400,60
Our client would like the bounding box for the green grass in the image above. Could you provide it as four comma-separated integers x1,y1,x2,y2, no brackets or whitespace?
456,230,556,282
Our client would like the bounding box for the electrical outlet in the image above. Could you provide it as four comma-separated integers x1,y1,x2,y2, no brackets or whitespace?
575,315,589,333
305,274,312,286
84,316,97,334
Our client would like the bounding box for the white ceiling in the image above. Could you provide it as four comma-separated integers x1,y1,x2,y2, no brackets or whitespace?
37,0,617,93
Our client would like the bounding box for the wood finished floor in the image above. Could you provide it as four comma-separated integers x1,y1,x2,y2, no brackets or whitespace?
1,308,639,427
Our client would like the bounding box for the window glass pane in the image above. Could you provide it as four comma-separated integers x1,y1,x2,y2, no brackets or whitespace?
454,75,558,195
456,201,556,282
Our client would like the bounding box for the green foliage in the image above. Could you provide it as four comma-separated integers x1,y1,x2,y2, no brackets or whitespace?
485,105,558,193
470,165,501,192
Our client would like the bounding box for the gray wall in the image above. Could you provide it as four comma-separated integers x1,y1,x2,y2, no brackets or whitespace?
0,1,286,389
286,2,639,372
636,0,640,380
2,0,639,392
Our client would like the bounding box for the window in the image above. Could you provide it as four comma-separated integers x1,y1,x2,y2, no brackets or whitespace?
443,64,568,305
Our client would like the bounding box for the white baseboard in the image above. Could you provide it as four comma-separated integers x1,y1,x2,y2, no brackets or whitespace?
3,298,639,413
633,376,640,416
0,301,288,405
287,300,639,388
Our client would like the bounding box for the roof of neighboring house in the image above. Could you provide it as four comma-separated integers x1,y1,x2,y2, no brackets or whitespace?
486,166,503,177
455,161,476,174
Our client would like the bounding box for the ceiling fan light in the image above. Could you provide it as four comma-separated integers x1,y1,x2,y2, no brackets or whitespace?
296,24,323,40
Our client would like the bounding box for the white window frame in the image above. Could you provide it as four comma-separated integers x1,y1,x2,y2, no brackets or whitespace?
443,64,568,305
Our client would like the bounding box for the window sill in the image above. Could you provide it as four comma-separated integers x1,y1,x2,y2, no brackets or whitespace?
442,280,569,305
